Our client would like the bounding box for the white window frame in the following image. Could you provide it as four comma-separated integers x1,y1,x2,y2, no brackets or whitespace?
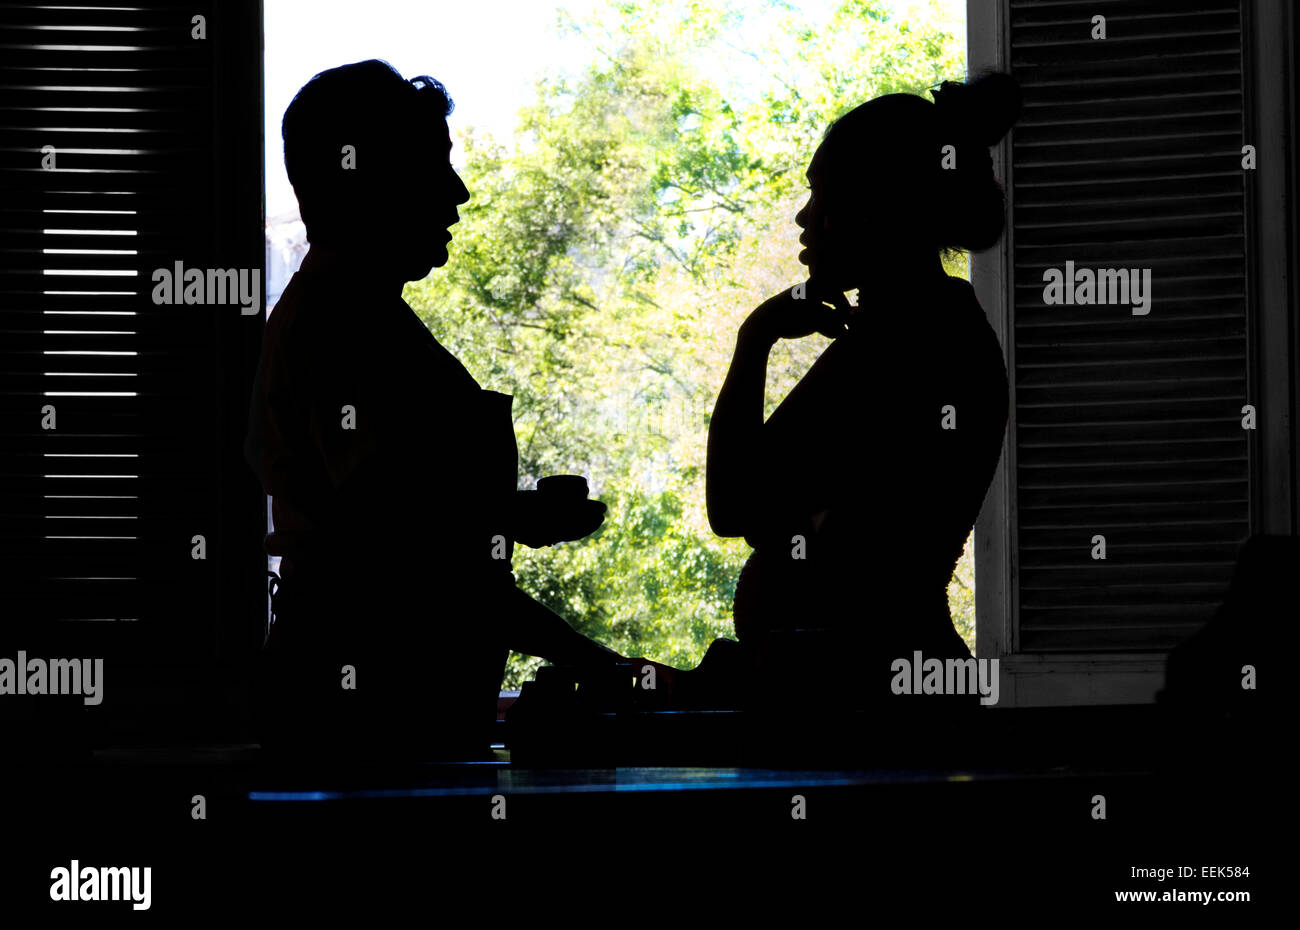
967,0,1295,706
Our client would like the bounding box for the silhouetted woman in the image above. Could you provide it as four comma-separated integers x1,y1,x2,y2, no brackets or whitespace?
689,74,1020,709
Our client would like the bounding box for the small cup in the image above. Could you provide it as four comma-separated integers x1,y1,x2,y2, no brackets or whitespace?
537,475,589,499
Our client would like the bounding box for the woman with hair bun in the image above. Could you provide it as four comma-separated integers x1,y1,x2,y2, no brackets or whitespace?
681,73,1021,710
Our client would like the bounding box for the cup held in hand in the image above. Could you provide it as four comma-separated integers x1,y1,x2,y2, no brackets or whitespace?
537,475,589,499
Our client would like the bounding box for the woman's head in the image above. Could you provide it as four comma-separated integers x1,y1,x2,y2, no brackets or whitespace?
795,73,1021,288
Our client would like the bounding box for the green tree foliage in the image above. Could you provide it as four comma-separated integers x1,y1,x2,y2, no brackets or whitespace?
404,0,971,686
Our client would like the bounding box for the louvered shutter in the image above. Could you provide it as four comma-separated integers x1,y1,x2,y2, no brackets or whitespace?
1007,1,1251,652
0,1,264,664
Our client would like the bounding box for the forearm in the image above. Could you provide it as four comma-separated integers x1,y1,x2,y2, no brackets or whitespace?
500,585,620,667
706,323,775,537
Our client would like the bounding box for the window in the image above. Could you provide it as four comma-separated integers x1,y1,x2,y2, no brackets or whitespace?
259,1,976,689
0,1,265,677
969,0,1296,704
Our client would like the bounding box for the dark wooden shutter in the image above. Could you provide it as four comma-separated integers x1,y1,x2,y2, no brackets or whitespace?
1007,1,1252,652
0,1,264,665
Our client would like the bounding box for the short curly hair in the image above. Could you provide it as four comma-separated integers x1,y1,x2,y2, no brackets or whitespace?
282,59,454,242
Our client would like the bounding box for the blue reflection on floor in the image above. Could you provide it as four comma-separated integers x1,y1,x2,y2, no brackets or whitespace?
247,765,1082,801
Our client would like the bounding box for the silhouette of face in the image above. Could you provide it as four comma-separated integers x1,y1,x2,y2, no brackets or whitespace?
386,119,470,281
794,143,878,290
793,110,950,288
794,153,829,283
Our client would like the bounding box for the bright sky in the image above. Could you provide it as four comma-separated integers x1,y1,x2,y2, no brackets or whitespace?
264,0,964,219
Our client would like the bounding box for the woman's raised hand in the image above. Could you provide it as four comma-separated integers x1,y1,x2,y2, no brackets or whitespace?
740,279,852,344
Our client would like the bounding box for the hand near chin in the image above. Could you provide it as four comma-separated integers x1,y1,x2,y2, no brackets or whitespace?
742,279,852,343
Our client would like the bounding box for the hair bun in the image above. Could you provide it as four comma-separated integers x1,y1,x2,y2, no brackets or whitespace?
932,72,1021,146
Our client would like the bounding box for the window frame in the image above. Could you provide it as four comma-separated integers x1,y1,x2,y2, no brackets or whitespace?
968,0,1296,706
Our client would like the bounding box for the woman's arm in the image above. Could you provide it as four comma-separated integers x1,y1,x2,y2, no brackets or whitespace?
706,321,776,538
706,283,850,539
